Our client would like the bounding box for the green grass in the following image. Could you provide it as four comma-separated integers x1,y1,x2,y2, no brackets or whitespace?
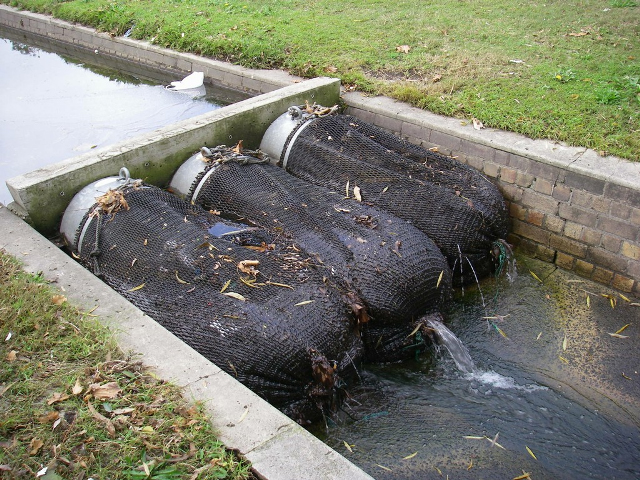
0,251,253,479
3,0,639,159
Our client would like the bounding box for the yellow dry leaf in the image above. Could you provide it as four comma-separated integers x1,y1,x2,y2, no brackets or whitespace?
345,180,350,198
232,140,244,154
6,350,17,362
403,451,418,460
52,294,67,306
377,464,392,472
526,445,537,460
614,324,630,334
222,292,246,301
295,300,315,306
513,473,531,480
128,283,145,292
175,271,190,284
562,334,567,351
266,281,294,290
529,270,542,283
343,440,353,453
607,333,629,339
141,425,154,433
436,270,444,289
220,279,231,293
619,293,630,302
396,44,411,53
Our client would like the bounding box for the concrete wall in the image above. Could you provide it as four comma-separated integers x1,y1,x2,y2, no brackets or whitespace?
343,94,640,294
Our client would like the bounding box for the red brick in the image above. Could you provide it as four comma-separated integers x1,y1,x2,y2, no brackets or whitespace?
555,252,575,270
558,203,598,228
499,184,524,203
580,227,601,247
564,221,583,240
601,234,621,253
536,245,556,262
526,210,544,226
499,167,518,184
621,241,640,260
571,190,595,208
512,219,551,245
510,203,527,221
592,267,614,284
483,161,500,179
516,172,534,188
522,190,559,215
597,216,637,240
586,247,628,272
612,274,634,293
591,196,612,214
552,184,572,202
550,234,587,258
533,178,554,195
544,215,565,234
575,260,595,277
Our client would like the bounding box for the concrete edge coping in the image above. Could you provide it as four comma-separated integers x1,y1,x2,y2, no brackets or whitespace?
0,204,374,480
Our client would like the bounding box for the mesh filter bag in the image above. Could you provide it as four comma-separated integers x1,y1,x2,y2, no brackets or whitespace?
264,111,509,284
68,183,363,422
178,150,452,331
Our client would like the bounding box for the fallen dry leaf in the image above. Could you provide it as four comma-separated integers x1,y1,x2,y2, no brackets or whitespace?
353,185,362,202
72,378,83,396
238,260,260,275
432,74,442,83
89,382,122,400
87,402,116,438
29,438,44,456
568,30,589,37
472,118,484,130
47,392,70,405
6,350,17,362
38,411,60,424
51,294,67,306
325,65,338,73
396,45,411,53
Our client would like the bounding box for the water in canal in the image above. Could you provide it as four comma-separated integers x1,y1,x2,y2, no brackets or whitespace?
313,256,640,479
0,30,248,205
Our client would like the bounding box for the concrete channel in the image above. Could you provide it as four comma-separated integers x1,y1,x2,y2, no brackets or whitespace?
1,5,639,479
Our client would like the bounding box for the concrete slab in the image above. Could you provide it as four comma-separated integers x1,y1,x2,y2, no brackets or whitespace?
0,204,374,480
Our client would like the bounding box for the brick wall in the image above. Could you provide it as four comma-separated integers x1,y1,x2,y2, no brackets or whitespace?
344,95,640,294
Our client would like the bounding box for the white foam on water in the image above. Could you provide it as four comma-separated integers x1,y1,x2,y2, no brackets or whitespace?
466,370,548,392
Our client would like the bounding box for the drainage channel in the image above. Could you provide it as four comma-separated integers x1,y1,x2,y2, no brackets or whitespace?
2,8,639,480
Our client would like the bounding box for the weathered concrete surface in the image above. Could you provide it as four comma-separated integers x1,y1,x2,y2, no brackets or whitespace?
0,204,374,480
7,77,340,236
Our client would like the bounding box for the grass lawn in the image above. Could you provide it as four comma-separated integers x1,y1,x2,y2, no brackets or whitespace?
0,251,253,479
3,0,639,160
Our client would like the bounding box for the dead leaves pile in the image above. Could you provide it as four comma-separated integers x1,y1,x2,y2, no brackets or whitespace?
94,189,129,216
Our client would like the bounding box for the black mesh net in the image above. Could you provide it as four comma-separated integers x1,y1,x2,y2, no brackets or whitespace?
276,113,509,284
72,183,363,422
180,148,452,361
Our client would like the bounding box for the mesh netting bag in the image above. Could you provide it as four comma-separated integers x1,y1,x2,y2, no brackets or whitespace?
60,172,363,422
260,107,510,284
170,147,453,361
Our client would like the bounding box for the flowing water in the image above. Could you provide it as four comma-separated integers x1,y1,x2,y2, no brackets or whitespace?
0,30,249,205
313,256,640,479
